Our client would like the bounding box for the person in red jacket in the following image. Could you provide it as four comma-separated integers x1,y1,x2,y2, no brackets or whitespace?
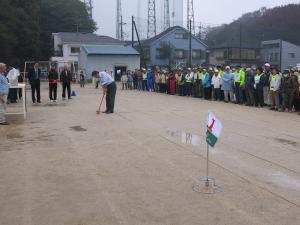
60,64,73,100
48,64,58,102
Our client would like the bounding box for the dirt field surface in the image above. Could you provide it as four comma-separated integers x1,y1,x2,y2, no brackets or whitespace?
1,83,300,225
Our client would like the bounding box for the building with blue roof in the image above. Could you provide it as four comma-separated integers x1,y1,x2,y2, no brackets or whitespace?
79,45,140,80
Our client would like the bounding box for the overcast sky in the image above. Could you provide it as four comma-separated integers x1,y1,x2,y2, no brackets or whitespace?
93,0,299,39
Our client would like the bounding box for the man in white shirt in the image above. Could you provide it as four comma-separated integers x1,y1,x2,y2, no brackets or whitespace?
99,71,116,114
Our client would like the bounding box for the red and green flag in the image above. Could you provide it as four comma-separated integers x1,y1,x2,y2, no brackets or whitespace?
206,112,222,147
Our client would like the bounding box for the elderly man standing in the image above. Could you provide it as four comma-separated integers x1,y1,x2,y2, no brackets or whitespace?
0,63,9,125
99,71,117,114
60,64,73,100
28,62,41,103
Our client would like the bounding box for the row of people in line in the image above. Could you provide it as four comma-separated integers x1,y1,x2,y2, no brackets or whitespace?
28,63,74,103
120,64,300,113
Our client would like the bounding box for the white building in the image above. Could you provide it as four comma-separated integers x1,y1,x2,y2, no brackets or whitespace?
51,32,124,72
261,39,300,70
79,45,140,80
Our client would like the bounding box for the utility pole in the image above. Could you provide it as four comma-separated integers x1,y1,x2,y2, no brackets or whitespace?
132,16,134,47
147,0,157,38
189,20,192,67
187,0,195,35
163,0,170,30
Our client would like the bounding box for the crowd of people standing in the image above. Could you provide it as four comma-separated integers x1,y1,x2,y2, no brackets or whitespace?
120,63,300,114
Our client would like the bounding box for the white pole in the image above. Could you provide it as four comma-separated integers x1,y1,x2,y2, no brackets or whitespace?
206,143,209,187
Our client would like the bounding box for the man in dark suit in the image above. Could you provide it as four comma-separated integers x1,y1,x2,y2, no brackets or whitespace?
60,64,73,100
28,62,41,103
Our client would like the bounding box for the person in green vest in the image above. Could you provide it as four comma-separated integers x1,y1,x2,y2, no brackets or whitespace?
269,68,281,111
233,66,245,104
185,68,193,96
142,68,147,91
193,68,201,98
254,67,266,107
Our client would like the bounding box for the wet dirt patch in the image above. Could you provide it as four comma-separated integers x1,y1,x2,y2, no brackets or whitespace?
275,138,298,147
6,133,24,139
44,103,68,107
70,126,87,132
165,129,201,146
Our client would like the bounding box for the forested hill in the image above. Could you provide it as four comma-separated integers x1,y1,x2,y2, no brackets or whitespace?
0,0,96,66
205,4,300,48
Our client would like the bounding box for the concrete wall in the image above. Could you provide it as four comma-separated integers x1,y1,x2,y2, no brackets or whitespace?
148,27,207,66
79,54,140,79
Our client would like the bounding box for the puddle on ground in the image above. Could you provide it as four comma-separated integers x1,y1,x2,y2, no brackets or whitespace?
6,133,24,139
275,138,298,147
271,171,300,190
166,130,201,146
70,126,87,132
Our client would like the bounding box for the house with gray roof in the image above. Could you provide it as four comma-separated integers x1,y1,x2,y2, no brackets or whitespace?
51,32,125,70
136,26,208,67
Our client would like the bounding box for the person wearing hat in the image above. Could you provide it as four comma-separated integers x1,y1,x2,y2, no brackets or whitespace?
263,63,272,106
211,69,222,101
254,67,266,107
184,68,193,96
203,68,212,100
269,68,281,111
280,70,296,112
176,70,184,96
48,64,59,102
233,66,245,104
245,67,255,106
142,68,147,91
221,66,234,103
192,68,201,98
146,69,153,92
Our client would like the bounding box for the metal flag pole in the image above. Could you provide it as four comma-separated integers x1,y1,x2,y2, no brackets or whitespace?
206,142,209,187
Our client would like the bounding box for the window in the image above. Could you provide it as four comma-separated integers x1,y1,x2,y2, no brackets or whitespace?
274,53,279,62
262,43,280,49
241,49,255,60
288,53,295,58
215,50,225,60
175,49,185,59
175,33,187,39
144,48,150,60
156,48,164,59
192,50,201,59
70,47,80,54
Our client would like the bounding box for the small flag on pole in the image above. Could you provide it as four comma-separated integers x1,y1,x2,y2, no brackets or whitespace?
206,112,222,147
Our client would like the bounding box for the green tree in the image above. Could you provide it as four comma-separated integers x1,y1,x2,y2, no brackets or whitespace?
0,0,17,65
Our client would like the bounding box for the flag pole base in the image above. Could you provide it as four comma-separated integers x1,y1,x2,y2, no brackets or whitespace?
193,177,217,194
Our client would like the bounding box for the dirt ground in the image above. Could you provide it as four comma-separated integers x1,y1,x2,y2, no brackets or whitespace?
1,83,300,225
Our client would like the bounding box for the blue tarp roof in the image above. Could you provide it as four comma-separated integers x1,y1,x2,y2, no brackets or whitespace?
82,46,140,55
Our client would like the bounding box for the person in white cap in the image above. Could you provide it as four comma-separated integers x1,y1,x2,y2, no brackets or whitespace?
221,66,234,102
263,63,272,106
211,69,222,101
